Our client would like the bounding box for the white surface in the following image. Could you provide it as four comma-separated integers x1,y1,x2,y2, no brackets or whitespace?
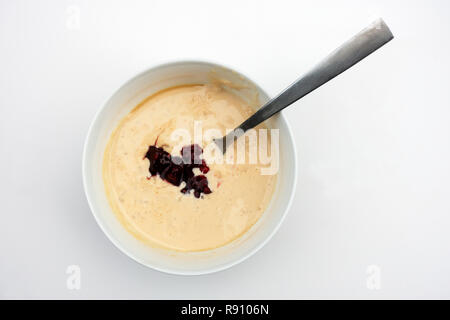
1,0,450,299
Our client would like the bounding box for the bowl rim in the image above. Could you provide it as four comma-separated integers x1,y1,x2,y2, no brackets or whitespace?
82,59,298,275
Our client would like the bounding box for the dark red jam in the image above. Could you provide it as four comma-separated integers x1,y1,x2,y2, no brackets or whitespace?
145,143,211,198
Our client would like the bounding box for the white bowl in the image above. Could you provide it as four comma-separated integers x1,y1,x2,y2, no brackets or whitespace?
82,61,297,275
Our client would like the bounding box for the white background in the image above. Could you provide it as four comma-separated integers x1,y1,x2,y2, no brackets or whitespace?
1,0,450,299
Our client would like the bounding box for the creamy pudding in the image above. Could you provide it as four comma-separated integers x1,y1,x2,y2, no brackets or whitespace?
103,84,277,251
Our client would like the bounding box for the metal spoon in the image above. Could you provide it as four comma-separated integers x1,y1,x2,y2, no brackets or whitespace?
214,18,394,153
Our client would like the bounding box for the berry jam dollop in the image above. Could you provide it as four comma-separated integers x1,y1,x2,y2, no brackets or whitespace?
144,143,211,198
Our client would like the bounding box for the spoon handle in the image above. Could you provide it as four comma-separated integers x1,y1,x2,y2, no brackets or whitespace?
238,18,394,132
